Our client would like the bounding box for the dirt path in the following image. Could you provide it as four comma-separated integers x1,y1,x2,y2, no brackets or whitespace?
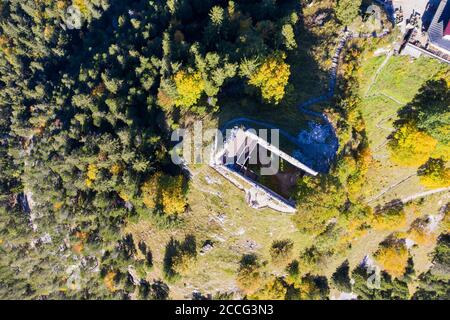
365,51,394,97
375,111,397,132
367,178,450,206
401,187,450,204
366,173,417,204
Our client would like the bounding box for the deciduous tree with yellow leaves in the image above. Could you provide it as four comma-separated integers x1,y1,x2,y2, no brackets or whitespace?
174,71,205,108
160,174,187,216
388,122,437,167
374,235,409,278
249,53,291,104
141,173,187,215
418,158,450,189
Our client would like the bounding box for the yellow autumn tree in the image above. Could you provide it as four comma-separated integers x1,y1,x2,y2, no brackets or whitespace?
85,163,98,188
250,277,287,300
418,158,450,189
442,205,450,233
372,206,407,231
103,271,117,292
374,236,409,278
236,254,264,294
174,71,205,108
407,218,434,246
73,0,89,16
160,175,187,215
249,53,291,104
141,172,161,209
110,163,123,176
141,173,187,215
388,122,437,167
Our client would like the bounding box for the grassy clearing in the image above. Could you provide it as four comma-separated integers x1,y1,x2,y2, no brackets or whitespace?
125,164,448,299
366,56,447,103
357,54,387,94
360,95,398,150
357,54,448,205
126,165,315,298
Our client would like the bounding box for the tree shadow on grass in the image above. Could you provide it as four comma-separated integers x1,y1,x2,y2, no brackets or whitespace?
163,235,197,281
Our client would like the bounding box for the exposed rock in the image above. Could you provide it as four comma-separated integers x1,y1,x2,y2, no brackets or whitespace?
205,175,221,185
127,265,141,286
200,240,214,256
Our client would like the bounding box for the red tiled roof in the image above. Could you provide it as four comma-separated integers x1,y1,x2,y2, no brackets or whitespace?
445,21,450,36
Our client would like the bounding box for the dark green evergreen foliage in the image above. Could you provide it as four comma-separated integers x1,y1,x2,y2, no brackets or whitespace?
138,279,151,299
332,260,352,292
413,234,450,300
286,259,300,277
118,234,137,260
138,240,153,268
239,253,260,270
335,0,362,26
137,278,169,300
351,264,410,300
163,235,197,280
1,0,170,298
151,280,170,300
395,79,450,144
303,274,330,300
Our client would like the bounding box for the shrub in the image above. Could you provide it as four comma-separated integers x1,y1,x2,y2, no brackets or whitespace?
374,236,409,278
388,122,437,167
270,239,294,266
418,158,450,189
236,254,264,294
372,200,407,231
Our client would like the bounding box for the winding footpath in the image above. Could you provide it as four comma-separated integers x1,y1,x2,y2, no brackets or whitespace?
221,30,355,157
223,28,391,133
221,23,450,205
221,29,386,166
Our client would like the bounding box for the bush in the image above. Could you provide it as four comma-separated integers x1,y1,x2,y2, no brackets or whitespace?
270,239,294,266
236,254,264,294
372,200,407,231
336,0,362,26
374,235,409,278
418,158,450,189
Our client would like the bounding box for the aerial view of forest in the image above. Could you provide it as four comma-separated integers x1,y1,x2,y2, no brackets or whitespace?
0,0,449,302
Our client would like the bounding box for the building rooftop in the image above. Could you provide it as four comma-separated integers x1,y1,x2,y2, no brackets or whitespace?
428,0,450,51
445,20,450,36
